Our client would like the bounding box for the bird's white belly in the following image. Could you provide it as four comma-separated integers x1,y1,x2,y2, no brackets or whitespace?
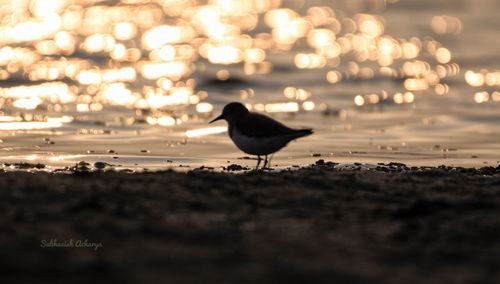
230,128,287,156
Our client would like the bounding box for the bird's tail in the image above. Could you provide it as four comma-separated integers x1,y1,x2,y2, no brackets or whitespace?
296,128,313,138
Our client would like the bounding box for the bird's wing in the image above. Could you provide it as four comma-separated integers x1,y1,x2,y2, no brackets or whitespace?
236,112,305,138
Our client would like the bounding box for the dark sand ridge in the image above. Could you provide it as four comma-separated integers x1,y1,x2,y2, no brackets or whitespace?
1,161,500,284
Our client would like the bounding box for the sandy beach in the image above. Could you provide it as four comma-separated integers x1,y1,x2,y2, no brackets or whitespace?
1,162,500,284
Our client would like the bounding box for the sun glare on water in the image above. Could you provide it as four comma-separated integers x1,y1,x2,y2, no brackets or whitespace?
0,0,470,124
186,126,228,138
0,0,495,169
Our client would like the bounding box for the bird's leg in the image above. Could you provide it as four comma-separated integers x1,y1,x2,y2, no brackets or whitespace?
263,155,268,169
256,155,262,170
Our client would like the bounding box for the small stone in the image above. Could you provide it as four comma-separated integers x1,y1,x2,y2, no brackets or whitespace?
94,162,107,169
315,159,325,165
226,164,247,171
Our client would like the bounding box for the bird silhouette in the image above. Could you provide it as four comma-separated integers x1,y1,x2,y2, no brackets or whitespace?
210,102,313,169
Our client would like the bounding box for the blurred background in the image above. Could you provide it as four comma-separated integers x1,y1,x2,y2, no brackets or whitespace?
0,0,499,170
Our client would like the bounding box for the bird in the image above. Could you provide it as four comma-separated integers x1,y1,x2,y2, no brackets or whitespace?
209,102,313,169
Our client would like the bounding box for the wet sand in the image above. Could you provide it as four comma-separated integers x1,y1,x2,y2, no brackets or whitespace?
1,161,500,284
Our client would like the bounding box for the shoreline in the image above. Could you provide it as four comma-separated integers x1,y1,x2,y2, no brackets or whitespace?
1,162,500,283
2,158,500,174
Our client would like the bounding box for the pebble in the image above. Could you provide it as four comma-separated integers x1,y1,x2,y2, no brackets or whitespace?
94,162,107,169
225,164,248,171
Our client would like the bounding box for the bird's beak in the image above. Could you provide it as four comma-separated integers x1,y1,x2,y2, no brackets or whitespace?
209,113,224,124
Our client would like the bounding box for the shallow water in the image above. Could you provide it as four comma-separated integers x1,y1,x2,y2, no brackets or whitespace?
0,0,499,171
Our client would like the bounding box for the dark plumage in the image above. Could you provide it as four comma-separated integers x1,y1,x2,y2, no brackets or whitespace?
210,102,313,169
235,112,312,138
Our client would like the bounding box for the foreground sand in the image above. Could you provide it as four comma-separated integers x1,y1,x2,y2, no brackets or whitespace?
1,162,500,284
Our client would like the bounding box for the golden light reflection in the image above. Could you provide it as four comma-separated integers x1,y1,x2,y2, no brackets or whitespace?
0,82,76,103
302,101,315,111
492,92,500,102
216,70,231,80
474,91,489,104
13,97,43,110
244,48,266,63
0,121,63,131
0,116,22,122
157,116,177,127
142,25,195,50
284,87,310,100
295,53,326,69
145,87,192,108
465,71,484,87
196,102,214,113
101,83,137,106
264,102,299,113
435,47,451,64
430,15,462,35
186,126,227,138
140,61,190,80
83,34,115,53
207,46,243,64
49,155,85,162
472,90,500,104
354,95,365,106
357,14,384,39
112,22,137,41
404,79,429,91
393,92,415,104
465,70,500,87
0,0,473,137
435,84,449,95
307,29,336,48
326,71,342,83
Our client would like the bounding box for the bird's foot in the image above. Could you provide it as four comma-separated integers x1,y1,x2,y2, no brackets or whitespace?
262,167,274,171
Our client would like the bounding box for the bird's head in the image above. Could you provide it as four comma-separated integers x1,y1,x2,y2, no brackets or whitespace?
209,102,249,123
